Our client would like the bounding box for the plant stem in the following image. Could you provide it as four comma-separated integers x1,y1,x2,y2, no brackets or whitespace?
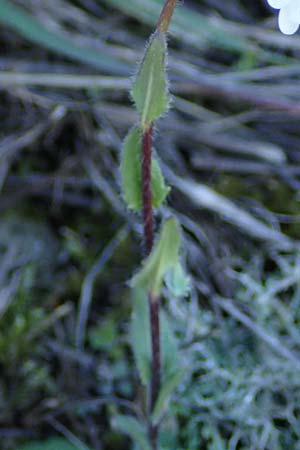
142,125,161,449
149,292,161,450
141,4,178,447
157,0,177,33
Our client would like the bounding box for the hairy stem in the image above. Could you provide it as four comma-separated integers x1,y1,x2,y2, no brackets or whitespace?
142,126,161,449
148,293,161,449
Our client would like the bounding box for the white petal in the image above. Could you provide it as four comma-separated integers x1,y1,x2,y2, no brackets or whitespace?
278,7,300,34
267,0,292,9
289,0,300,21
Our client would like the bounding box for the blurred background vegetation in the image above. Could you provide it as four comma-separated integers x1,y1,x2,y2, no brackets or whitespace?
1,0,300,449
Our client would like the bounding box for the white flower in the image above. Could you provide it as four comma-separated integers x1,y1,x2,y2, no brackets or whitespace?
267,0,300,34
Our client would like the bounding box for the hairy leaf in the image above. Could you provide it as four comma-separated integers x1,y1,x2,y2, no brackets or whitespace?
131,217,181,296
131,30,169,128
130,288,151,385
152,370,184,425
161,310,179,379
130,289,179,385
121,126,169,211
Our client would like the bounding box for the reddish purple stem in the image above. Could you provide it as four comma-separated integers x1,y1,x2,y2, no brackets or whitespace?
142,126,154,256
149,293,161,449
142,126,161,450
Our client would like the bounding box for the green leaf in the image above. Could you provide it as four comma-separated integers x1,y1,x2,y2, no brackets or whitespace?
121,126,169,211
131,217,181,296
131,30,169,128
17,437,90,450
130,290,180,386
112,415,151,450
152,370,184,425
130,288,151,385
121,127,142,211
151,157,170,210
165,261,190,298
161,311,179,379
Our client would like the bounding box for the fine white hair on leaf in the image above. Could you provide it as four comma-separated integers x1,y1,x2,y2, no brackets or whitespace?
266,0,300,34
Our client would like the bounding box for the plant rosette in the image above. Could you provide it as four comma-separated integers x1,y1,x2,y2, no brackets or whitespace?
267,0,300,34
